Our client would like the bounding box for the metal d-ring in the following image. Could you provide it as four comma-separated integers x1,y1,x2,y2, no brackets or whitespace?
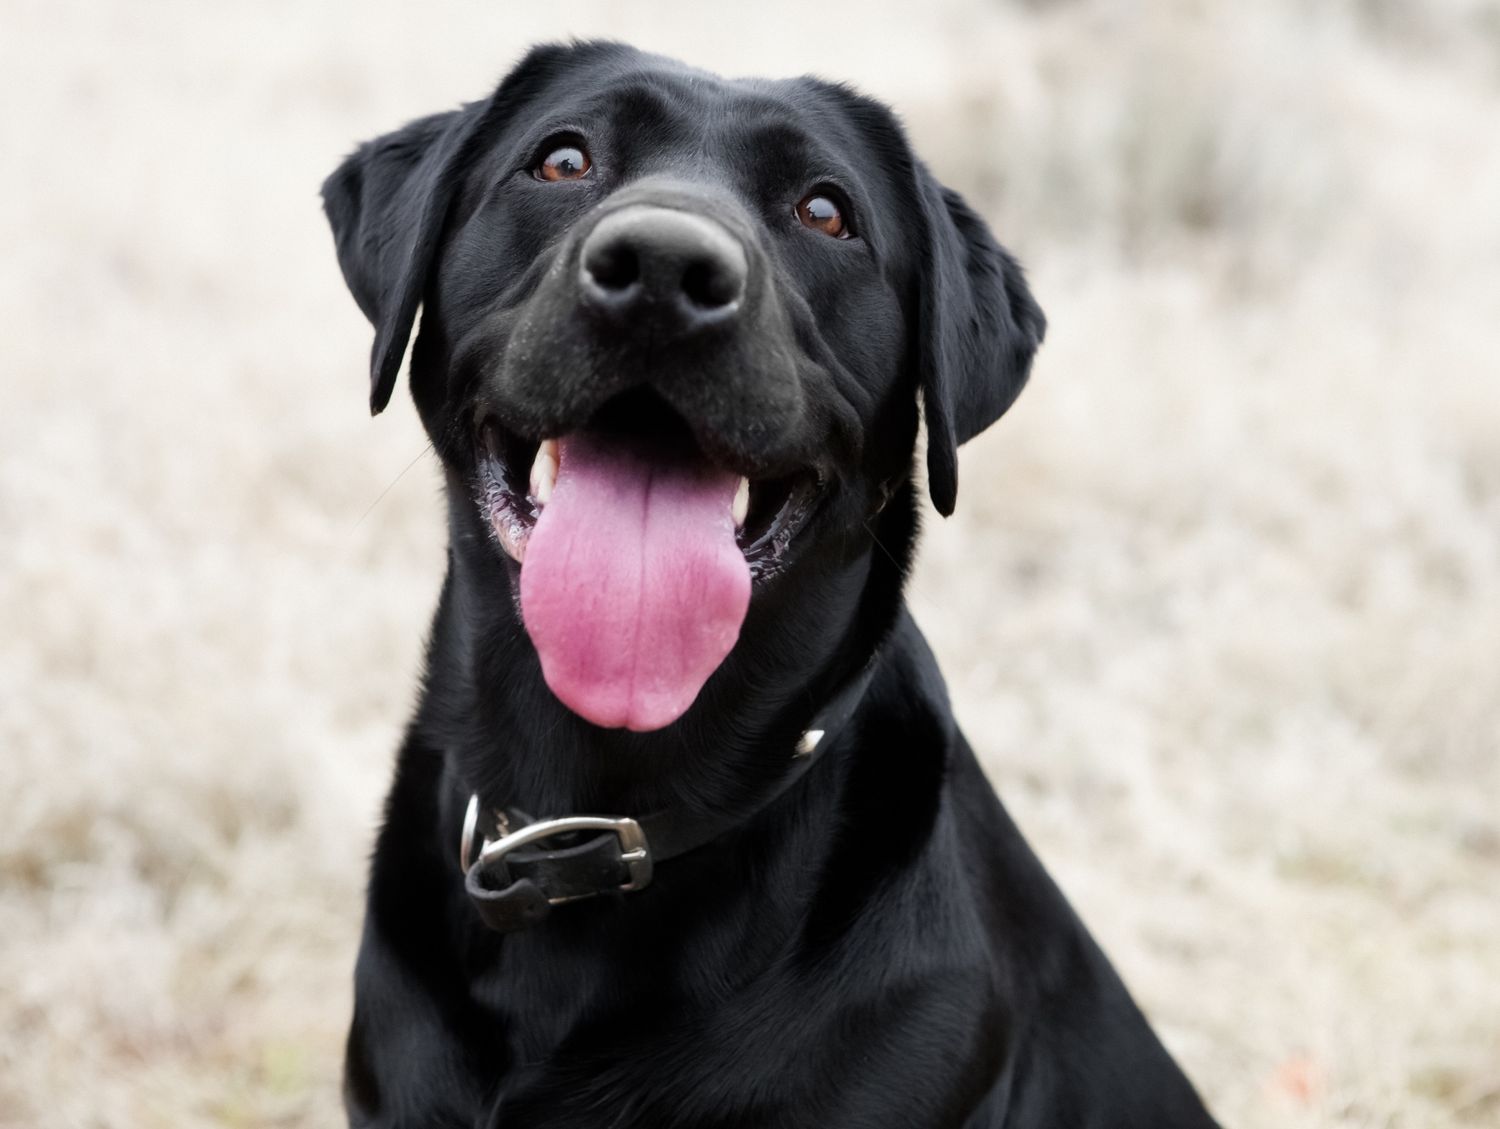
460,794,483,874
459,795,515,874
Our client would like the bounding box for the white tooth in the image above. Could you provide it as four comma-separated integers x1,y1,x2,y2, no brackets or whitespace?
732,476,750,528
530,439,559,505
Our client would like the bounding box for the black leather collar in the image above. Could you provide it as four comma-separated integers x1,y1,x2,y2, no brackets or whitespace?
461,658,879,933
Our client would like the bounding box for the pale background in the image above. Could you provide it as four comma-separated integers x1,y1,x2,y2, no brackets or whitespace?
3,0,1498,1125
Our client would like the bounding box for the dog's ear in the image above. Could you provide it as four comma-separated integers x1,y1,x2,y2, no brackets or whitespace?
914,170,1046,516
322,42,632,416
321,103,491,415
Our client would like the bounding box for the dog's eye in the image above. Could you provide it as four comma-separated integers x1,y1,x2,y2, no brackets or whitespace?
796,193,850,239
536,145,592,182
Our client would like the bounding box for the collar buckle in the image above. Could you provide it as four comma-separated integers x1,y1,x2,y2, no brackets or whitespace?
474,811,653,900
461,799,656,933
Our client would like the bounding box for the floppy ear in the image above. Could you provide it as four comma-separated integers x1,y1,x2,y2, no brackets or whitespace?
321,102,490,415
321,42,631,415
915,170,1046,516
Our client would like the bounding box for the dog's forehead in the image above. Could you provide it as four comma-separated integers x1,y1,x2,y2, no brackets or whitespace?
505,58,878,172
463,57,912,254
616,70,849,137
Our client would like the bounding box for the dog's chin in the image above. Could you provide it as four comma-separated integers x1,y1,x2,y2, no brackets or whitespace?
470,402,822,732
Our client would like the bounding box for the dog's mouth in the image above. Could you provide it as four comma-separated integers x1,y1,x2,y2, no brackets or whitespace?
474,395,821,732
477,424,819,577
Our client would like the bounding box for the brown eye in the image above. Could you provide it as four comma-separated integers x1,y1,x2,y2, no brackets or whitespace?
536,145,591,181
796,193,849,238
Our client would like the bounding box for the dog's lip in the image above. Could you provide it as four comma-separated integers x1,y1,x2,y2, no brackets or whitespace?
472,417,822,578
475,421,540,563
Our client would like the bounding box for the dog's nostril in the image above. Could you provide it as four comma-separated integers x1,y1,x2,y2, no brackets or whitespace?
681,259,741,310
584,241,640,292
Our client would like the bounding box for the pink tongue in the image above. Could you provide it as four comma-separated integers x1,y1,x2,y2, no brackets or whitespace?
519,433,750,732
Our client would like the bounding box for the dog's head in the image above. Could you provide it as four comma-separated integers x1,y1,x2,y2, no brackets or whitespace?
323,42,1043,733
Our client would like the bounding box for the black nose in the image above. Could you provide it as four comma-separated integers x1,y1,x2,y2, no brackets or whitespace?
579,206,748,335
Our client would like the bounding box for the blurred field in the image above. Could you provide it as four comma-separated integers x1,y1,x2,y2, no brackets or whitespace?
3,0,1498,1125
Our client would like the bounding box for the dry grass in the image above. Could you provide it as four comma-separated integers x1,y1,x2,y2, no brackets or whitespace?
3,1,1497,1125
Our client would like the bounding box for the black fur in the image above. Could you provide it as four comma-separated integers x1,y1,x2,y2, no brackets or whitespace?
322,41,1219,1128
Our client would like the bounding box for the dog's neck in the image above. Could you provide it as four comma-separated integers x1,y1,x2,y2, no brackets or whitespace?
407,479,942,1057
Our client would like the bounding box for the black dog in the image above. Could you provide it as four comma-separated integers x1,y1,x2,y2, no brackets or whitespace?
322,41,1220,1128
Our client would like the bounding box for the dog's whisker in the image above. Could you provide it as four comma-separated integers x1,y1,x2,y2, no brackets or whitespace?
353,442,435,529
